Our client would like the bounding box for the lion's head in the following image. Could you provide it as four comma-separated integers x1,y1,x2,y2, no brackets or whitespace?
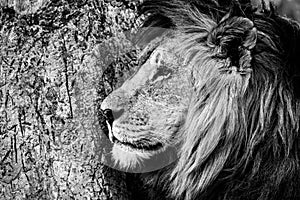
100,35,191,171
101,0,300,199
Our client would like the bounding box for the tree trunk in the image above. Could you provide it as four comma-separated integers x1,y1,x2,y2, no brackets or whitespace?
0,0,142,199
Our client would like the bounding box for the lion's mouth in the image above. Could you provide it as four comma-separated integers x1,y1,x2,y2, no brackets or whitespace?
105,120,163,152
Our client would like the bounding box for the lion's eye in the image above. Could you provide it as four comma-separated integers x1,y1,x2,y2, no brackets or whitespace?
149,65,173,83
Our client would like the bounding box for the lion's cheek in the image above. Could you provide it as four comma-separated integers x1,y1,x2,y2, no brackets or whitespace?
147,111,185,143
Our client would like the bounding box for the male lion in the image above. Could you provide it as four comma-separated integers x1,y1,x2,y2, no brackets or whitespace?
100,0,300,199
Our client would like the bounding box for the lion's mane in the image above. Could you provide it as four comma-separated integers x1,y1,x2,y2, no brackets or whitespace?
139,1,300,200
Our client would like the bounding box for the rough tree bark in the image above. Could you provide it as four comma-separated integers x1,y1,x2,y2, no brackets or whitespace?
0,0,142,199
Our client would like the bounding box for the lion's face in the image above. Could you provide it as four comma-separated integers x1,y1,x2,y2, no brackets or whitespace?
99,0,300,199
100,38,193,171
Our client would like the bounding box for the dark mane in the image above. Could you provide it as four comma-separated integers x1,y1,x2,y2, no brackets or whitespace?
140,0,253,27
139,1,300,200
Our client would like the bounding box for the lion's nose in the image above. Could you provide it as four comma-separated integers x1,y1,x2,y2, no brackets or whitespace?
102,108,125,143
102,109,114,124
102,108,125,122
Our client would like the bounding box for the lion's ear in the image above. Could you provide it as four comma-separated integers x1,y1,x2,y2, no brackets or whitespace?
207,16,257,71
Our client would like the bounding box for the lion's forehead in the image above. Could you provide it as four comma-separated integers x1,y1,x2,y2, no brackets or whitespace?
135,44,191,102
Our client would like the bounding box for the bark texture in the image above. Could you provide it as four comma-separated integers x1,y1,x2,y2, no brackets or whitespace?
0,0,142,199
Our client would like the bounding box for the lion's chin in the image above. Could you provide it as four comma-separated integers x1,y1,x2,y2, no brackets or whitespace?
111,144,155,170
111,143,178,173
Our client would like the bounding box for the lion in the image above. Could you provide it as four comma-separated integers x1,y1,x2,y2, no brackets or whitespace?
100,0,300,199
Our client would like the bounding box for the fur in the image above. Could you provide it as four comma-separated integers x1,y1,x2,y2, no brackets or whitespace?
139,1,300,200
